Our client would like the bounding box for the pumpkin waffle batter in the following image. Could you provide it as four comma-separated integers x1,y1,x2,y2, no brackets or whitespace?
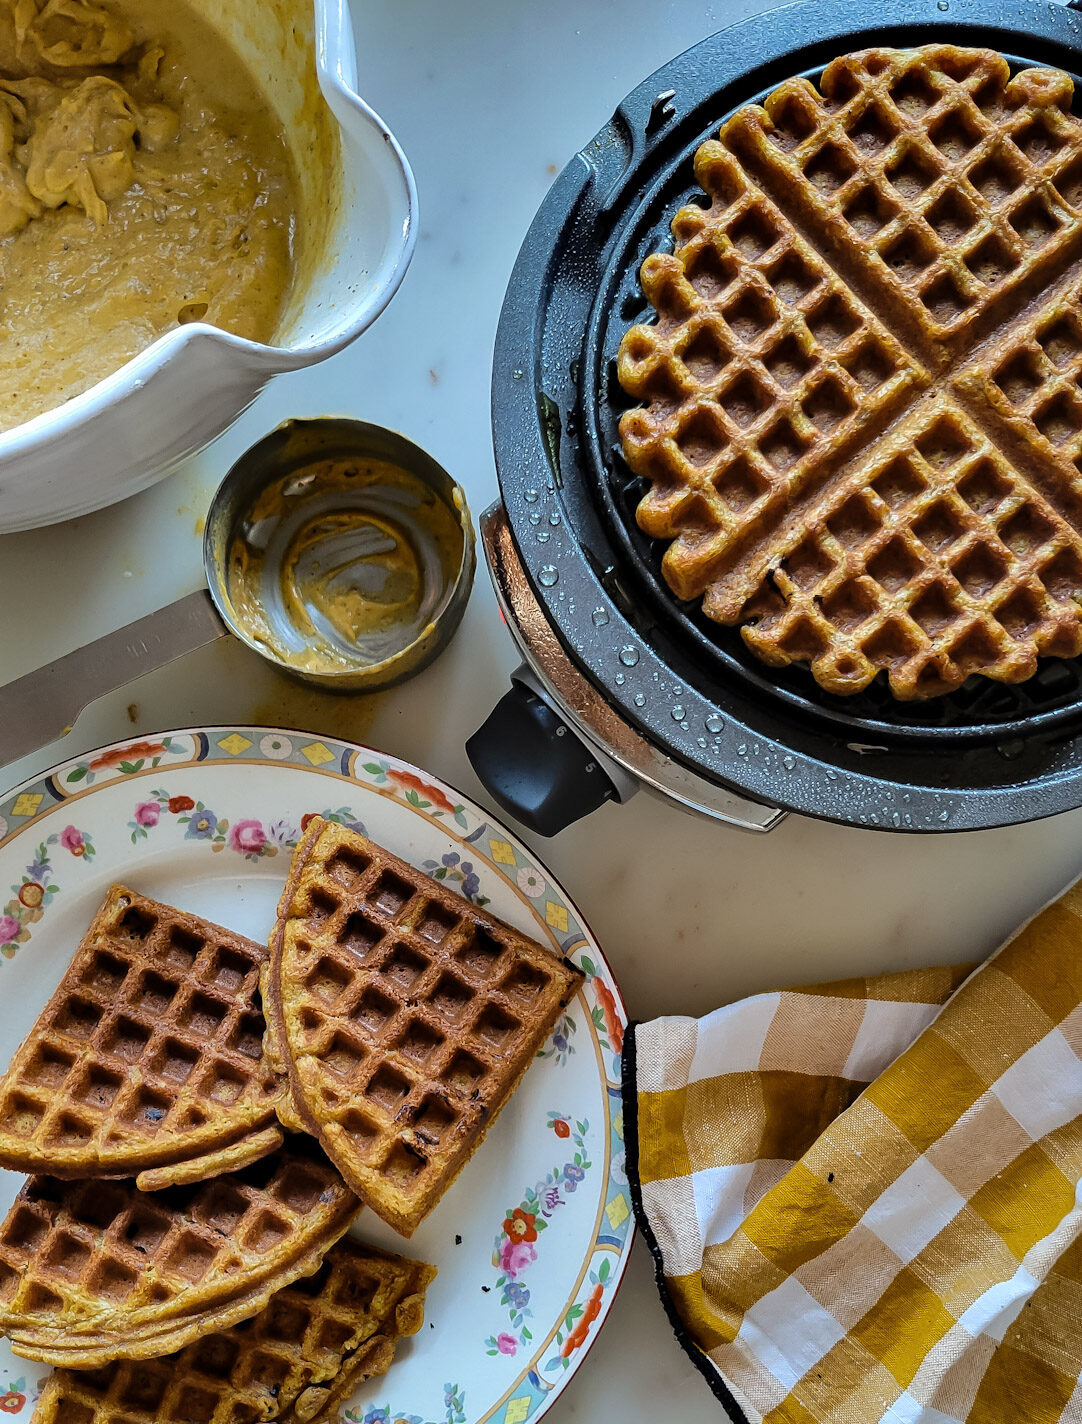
0,884,283,1189
30,1237,434,1424
0,0,297,432
619,44,1082,698
0,1136,360,1366
263,819,583,1237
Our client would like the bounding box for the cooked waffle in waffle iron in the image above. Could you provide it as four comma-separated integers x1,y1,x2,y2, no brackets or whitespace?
618,45,1082,698
0,886,283,1188
31,1238,434,1424
0,1137,360,1366
264,819,584,1236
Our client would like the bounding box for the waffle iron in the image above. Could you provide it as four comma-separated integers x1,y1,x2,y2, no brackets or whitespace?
468,0,1082,836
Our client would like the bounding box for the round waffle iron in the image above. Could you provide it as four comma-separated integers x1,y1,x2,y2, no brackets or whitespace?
470,0,1082,834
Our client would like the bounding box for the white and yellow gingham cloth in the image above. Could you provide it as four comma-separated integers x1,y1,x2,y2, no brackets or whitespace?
626,882,1082,1424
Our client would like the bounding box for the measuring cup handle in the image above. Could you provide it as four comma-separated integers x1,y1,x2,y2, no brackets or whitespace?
0,589,228,771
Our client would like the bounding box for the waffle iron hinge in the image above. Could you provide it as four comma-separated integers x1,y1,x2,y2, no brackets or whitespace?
471,502,786,835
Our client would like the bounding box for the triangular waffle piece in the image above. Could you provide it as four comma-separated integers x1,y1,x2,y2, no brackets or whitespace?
30,1238,434,1424
619,45,1082,698
0,885,284,1187
263,819,583,1236
0,1136,360,1365
734,394,1082,695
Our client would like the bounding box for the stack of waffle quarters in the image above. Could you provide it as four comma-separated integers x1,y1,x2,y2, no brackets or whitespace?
263,818,585,1236
0,1142,360,1364
0,885,435,1420
619,44,1082,698
32,1239,435,1424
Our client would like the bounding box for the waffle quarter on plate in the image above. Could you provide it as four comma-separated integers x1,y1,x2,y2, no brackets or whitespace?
264,819,584,1236
619,44,1082,698
0,1136,360,1366
0,885,283,1189
31,1237,434,1424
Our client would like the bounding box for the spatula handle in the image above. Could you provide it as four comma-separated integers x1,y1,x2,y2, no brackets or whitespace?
0,589,227,770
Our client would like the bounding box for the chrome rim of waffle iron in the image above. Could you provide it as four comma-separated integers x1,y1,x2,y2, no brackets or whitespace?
475,0,1082,835
0,729,631,1424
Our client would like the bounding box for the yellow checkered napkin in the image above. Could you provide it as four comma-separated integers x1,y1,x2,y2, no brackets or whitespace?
626,883,1082,1424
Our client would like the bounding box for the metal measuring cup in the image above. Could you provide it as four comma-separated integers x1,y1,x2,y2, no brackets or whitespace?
0,419,476,769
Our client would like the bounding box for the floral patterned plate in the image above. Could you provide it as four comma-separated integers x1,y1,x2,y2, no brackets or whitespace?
0,728,632,1424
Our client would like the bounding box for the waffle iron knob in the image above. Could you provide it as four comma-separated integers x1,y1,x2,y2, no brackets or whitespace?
467,675,626,836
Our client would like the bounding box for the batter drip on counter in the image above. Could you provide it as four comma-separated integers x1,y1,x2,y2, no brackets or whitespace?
226,457,467,676
0,0,297,431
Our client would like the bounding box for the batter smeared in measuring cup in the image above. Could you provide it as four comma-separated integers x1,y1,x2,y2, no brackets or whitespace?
226,456,467,677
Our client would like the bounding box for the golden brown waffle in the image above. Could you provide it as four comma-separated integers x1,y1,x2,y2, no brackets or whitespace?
618,45,1082,698
0,1137,360,1366
263,819,584,1236
0,885,283,1187
30,1238,434,1424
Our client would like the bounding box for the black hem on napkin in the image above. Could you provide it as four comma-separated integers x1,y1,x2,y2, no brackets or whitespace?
622,1022,752,1424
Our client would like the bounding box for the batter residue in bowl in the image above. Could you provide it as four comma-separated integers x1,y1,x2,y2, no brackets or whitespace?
0,0,297,431
226,457,467,677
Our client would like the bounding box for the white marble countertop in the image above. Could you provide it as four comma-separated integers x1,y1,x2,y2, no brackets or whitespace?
3,1,1082,1419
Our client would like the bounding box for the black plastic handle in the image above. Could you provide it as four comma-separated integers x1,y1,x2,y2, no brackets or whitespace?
466,680,619,837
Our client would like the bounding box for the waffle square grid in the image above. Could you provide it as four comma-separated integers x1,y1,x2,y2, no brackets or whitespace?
618,44,1082,698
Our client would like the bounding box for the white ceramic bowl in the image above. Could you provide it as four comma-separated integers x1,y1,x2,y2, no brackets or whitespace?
0,0,416,535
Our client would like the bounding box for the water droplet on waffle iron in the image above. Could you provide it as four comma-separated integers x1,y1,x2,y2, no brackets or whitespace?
538,564,559,587
592,608,610,628
705,713,724,733
524,488,538,502
549,513,561,526
615,673,625,685
634,692,646,707
783,756,795,770
619,645,640,666
537,530,550,542
671,705,686,721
